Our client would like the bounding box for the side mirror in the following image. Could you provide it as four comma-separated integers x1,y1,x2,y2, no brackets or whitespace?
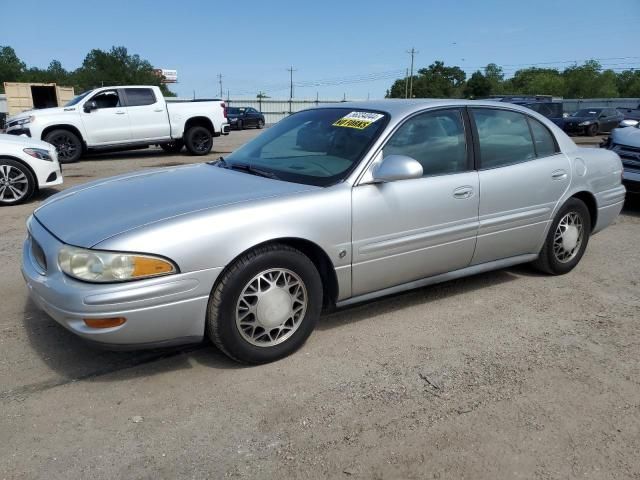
84,100,97,113
372,155,423,183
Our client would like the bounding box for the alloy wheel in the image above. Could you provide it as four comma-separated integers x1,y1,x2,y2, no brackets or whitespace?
235,268,308,347
0,164,29,203
51,133,78,161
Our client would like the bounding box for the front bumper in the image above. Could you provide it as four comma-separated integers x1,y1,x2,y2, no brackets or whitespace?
22,216,223,348
563,123,590,135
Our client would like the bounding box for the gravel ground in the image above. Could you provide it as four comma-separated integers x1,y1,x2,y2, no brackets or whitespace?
1,131,639,479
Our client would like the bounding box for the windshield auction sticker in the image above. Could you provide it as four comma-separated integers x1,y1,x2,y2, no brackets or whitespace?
333,111,385,129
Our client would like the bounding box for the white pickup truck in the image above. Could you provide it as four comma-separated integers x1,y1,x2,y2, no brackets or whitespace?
5,85,229,163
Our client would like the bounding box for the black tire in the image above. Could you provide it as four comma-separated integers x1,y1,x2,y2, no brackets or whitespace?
532,198,591,275
206,244,323,364
44,129,82,163
257,119,265,129
184,126,213,156
586,123,598,137
160,140,183,153
0,158,36,206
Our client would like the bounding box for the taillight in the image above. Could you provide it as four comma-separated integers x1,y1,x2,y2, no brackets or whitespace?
221,102,227,118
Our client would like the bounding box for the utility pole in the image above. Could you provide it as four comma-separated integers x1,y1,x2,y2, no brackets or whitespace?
404,68,409,99
406,48,418,98
217,73,223,99
287,66,296,114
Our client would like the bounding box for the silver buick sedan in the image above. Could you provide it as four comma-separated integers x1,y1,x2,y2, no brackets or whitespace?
22,100,625,363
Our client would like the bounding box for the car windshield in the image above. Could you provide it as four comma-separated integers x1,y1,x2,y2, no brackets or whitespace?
573,108,601,117
64,90,92,107
222,108,389,187
227,107,245,114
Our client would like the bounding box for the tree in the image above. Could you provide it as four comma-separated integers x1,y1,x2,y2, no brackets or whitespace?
464,71,492,98
617,70,640,98
0,46,26,92
562,60,618,98
386,61,466,98
503,67,564,96
484,63,504,94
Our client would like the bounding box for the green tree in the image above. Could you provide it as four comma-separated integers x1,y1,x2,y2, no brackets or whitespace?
0,46,26,92
484,63,504,94
617,70,640,98
464,71,492,98
503,67,564,96
562,60,618,98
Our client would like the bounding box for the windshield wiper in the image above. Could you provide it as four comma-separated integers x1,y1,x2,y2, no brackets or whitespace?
228,162,281,180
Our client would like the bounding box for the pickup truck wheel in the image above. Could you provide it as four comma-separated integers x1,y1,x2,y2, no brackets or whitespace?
206,244,322,364
185,126,213,155
160,140,183,153
257,119,265,129
0,159,36,206
44,129,82,163
587,124,598,136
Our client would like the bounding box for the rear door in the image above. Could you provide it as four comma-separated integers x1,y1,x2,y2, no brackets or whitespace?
351,108,479,296
80,89,131,145
123,88,170,141
470,107,570,264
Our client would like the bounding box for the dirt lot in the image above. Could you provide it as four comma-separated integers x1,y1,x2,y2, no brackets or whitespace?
1,131,639,479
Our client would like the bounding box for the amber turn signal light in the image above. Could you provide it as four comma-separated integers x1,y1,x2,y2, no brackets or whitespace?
83,317,127,329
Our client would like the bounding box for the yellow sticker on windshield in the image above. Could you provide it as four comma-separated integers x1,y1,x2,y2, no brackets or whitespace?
333,111,384,129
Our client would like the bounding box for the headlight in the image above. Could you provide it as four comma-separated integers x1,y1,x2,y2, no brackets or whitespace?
16,116,35,125
23,148,52,161
58,246,178,283
578,121,592,126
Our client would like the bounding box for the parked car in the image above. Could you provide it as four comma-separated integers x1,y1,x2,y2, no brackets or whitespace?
227,107,265,130
607,123,640,194
617,104,640,125
22,100,625,363
0,133,62,206
5,86,230,163
563,108,624,136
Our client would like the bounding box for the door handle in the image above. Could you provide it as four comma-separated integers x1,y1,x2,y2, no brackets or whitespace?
153,109,164,112
551,169,568,180
453,186,474,199
115,111,126,115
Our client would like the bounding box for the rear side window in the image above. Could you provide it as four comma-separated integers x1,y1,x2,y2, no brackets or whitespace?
125,88,156,106
472,109,535,169
528,117,558,157
383,109,468,176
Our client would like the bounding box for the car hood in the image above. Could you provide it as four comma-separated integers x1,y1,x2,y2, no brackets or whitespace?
8,106,71,123
0,133,52,150
611,126,640,148
33,163,318,247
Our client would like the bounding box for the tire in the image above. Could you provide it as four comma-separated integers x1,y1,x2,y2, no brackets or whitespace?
532,198,591,275
160,140,183,153
184,126,213,156
586,124,598,137
257,119,265,129
44,129,82,163
0,158,36,206
206,244,323,364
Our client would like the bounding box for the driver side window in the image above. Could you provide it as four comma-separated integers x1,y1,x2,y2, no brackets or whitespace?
90,90,121,109
383,109,468,177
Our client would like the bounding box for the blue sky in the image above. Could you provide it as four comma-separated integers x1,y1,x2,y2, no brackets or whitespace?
2,0,639,100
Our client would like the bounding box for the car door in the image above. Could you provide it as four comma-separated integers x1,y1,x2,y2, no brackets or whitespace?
123,88,171,141
80,89,132,145
351,108,479,296
470,107,571,265
244,108,257,127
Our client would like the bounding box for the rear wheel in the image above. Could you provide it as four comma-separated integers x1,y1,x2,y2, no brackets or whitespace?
160,140,183,153
257,119,265,129
586,124,598,136
206,244,322,364
532,198,591,275
0,159,36,206
184,126,213,155
44,129,82,163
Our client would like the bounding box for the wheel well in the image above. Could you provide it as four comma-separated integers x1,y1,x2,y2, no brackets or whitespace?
0,155,38,189
220,238,339,310
571,191,597,231
41,125,85,149
184,117,215,136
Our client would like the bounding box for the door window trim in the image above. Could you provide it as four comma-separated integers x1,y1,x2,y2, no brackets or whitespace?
84,88,124,110
467,106,562,171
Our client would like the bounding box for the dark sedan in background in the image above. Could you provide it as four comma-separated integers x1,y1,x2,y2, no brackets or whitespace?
563,108,624,136
227,107,265,130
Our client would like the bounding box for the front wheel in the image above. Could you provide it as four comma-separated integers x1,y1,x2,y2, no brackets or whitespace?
586,124,598,136
0,158,36,206
206,244,323,364
44,129,82,163
184,126,213,155
532,198,591,275
256,119,265,129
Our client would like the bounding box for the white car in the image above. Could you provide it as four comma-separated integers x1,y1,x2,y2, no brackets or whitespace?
0,134,62,206
4,86,230,163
